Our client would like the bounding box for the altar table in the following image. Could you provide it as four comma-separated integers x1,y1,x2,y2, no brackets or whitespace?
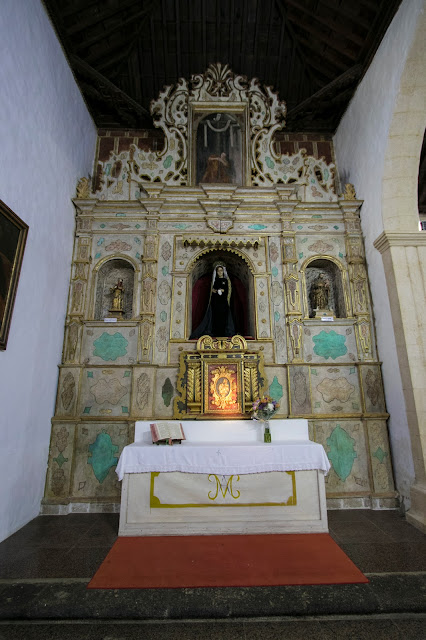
117,420,330,536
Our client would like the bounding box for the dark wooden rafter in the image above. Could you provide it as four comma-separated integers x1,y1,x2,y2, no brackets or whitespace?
42,0,402,132
275,0,322,98
319,0,372,30
106,0,156,77
71,55,150,121
287,64,362,118
66,0,139,36
283,0,364,47
285,12,359,63
74,7,150,54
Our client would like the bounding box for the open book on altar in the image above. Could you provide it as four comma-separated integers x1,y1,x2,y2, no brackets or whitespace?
150,422,186,445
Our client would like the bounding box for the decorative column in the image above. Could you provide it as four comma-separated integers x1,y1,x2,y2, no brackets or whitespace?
139,206,161,363
276,198,303,362
64,198,95,363
340,191,374,361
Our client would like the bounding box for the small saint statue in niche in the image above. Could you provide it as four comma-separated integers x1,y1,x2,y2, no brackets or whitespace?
109,278,125,316
309,273,334,317
190,264,235,339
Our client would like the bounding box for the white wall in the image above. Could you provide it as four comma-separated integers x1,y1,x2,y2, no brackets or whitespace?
0,1,96,541
333,0,424,506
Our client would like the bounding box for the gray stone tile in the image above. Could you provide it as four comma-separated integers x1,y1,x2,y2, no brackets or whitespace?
319,618,402,639
340,542,426,573
393,618,426,639
0,582,46,618
329,519,394,544
371,573,426,614
243,619,328,639
326,510,371,523
86,621,247,639
0,622,90,640
0,546,110,580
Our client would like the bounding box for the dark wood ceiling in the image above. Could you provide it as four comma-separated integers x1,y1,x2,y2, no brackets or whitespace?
43,0,401,132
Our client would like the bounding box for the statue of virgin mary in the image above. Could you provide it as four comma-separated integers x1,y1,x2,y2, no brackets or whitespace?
189,263,235,339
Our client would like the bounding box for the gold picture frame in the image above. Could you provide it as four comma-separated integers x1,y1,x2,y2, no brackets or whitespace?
189,102,250,187
0,200,28,350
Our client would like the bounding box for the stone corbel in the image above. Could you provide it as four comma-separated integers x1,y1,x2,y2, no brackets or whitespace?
72,198,98,217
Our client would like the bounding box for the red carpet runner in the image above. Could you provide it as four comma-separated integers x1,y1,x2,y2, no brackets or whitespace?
88,533,368,589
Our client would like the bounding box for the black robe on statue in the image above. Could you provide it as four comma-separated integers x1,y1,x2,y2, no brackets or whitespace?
190,276,235,339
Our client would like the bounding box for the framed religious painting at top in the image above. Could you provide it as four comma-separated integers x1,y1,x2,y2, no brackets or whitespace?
0,200,28,350
189,104,249,187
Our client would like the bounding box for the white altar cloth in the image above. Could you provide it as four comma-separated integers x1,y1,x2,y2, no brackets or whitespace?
116,440,330,481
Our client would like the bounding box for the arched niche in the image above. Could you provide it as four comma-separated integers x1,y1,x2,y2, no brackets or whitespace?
94,258,135,320
188,250,255,338
303,258,346,318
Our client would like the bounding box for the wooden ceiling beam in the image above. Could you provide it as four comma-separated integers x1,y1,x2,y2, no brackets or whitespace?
58,0,104,19
295,34,349,73
161,0,170,84
66,0,140,35
283,0,364,47
287,64,361,118
318,0,371,30
274,4,286,90
106,0,156,79
71,55,150,118
286,12,359,62
176,0,182,79
74,7,151,53
275,0,322,95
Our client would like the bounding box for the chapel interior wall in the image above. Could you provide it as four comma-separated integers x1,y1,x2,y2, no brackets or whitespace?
0,0,96,542
333,0,426,512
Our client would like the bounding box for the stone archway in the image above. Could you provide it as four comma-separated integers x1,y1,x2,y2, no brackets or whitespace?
374,2,426,531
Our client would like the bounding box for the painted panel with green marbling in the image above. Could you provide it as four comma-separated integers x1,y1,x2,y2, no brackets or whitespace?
93,332,128,361
264,367,288,416
269,376,283,403
162,377,174,407
326,425,356,481
82,327,138,365
154,368,178,418
313,421,370,493
313,330,347,360
88,432,119,483
71,423,129,499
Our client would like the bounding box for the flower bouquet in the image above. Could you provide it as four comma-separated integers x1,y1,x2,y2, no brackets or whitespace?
251,395,279,443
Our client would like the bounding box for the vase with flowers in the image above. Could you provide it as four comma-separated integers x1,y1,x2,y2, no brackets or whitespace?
251,395,279,443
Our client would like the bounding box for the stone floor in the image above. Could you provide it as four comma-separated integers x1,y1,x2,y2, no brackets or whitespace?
0,509,425,639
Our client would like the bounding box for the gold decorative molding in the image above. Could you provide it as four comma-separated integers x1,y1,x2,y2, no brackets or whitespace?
174,335,266,419
183,237,260,250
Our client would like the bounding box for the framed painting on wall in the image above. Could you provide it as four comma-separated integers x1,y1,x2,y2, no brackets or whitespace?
0,200,28,350
189,104,249,187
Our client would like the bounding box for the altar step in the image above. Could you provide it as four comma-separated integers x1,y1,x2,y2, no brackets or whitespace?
0,510,424,638
0,613,425,639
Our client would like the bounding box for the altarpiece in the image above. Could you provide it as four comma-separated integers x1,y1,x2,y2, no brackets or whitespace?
43,64,395,514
